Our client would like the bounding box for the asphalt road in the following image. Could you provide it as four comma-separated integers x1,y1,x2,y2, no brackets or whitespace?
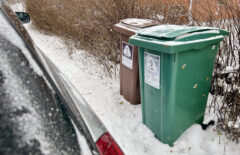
0,34,81,155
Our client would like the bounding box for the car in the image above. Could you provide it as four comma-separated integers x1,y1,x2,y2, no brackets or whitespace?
0,0,124,154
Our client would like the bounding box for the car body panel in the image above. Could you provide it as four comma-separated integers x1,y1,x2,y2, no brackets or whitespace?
0,1,111,154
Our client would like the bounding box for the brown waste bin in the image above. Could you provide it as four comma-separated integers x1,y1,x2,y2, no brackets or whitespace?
114,18,158,104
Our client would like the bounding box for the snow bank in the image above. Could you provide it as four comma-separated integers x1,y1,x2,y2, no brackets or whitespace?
24,23,240,155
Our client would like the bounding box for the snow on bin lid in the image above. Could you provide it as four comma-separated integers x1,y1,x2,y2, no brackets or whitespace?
129,25,229,54
120,18,158,28
137,25,228,40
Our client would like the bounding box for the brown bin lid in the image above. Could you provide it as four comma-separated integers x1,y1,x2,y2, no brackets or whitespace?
114,18,158,36
121,18,158,28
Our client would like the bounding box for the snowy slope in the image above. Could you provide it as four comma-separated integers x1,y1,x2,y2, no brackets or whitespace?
23,23,240,155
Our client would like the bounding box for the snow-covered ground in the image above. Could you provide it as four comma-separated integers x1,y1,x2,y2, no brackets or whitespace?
9,2,240,154
23,23,240,155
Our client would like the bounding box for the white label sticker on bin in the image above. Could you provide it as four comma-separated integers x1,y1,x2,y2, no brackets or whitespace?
144,52,160,89
122,42,133,69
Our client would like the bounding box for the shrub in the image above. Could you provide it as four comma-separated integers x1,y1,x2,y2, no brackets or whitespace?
25,0,167,76
191,0,240,143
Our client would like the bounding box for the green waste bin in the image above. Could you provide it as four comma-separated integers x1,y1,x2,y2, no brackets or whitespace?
128,25,229,146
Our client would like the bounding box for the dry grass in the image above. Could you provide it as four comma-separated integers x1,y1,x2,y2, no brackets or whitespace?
24,0,193,76
24,0,168,76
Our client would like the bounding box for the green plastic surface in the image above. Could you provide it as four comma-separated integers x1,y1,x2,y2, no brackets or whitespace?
129,25,229,146
129,25,229,54
137,25,228,40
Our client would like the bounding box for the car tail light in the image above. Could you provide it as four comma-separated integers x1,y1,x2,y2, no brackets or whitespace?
96,132,124,155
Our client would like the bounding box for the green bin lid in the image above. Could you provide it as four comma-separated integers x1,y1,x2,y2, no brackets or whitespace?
129,25,229,53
